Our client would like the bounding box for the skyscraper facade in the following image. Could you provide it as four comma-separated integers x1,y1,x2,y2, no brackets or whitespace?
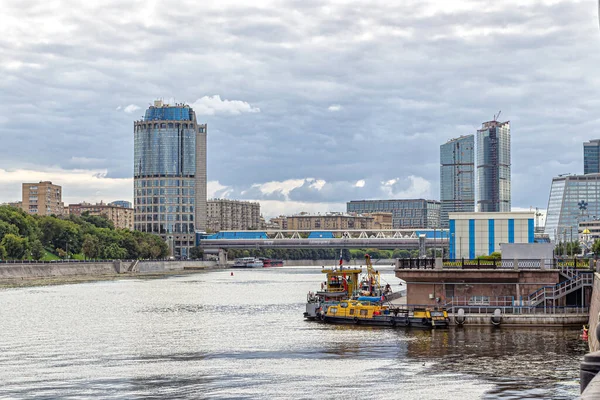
133,100,207,258
543,173,600,241
476,120,511,212
584,139,600,174
346,199,440,228
440,135,475,228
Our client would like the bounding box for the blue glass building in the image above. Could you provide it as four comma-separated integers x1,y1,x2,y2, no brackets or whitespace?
477,120,511,212
544,173,600,241
134,100,207,258
440,135,474,229
584,139,600,175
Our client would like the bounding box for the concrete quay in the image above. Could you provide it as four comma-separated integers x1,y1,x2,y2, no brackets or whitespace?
0,260,221,288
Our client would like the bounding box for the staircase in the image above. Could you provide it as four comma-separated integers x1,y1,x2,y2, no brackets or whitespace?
528,269,593,307
127,260,139,273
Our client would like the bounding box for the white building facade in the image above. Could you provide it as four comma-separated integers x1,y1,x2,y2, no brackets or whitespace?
449,212,535,259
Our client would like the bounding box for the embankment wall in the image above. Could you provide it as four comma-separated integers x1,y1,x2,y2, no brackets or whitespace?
0,263,118,279
0,260,219,280
588,272,600,351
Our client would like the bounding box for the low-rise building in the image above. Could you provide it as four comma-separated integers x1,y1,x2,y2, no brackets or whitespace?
67,201,134,230
286,212,374,230
207,199,262,232
22,181,64,216
269,216,288,230
364,212,393,230
449,212,535,259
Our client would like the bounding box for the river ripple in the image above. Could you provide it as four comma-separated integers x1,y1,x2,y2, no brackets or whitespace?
0,266,587,399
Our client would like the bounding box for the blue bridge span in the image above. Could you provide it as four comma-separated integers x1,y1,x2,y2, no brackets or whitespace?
196,229,450,252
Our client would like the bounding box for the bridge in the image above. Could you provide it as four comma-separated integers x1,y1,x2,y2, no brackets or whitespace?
196,229,450,254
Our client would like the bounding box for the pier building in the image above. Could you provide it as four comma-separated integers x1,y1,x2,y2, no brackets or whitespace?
133,100,207,258
449,212,535,259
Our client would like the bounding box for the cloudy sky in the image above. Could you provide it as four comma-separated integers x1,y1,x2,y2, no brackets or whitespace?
1,0,599,219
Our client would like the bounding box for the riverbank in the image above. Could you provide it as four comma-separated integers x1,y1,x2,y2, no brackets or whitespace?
0,260,223,289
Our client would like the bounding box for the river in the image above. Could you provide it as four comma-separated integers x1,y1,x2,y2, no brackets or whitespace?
0,266,587,399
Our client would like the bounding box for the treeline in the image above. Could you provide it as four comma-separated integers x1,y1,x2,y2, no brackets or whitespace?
0,205,168,260
225,248,437,261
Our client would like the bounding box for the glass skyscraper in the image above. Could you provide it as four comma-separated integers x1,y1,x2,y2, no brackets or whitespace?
584,139,600,174
476,120,511,212
134,100,207,258
440,135,474,228
544,173,600,241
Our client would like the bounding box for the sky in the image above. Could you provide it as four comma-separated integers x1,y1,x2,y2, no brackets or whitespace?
1,0,599,220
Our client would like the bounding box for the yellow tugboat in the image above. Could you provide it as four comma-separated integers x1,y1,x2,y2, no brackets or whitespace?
322,300,449,328
304,254,385,320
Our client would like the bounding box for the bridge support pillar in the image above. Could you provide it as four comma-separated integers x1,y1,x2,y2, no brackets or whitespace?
418,235,426,258
218,249,228,267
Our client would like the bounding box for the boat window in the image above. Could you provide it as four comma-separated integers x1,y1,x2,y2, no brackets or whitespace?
340,302,348,308
349,309,355,315
360,309,368,316
329,307,338,315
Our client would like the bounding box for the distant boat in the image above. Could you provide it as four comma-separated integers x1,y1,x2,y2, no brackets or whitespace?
233,257,264,268
260,258,284,267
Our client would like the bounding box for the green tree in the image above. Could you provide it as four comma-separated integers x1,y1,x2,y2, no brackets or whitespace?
102,243,127,260
56,248,67,258
190,246,203,259
1,234,27,259
0,245,7,260
82,234,101,259
0,220,19,242
30,239,45,260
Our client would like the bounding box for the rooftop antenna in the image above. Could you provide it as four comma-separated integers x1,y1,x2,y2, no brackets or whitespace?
493,110,501,121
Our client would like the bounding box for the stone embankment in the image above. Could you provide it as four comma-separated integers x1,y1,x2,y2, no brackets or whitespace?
0,260,220,286
589,272,600,352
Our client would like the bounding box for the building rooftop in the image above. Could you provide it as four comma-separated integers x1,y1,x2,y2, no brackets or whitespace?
143,101,193,121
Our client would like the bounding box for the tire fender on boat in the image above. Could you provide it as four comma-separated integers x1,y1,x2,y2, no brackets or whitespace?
422,318,428,326
390,319,396,327
353,316,359,325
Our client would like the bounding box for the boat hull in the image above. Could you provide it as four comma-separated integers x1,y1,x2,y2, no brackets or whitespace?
322,315,449,329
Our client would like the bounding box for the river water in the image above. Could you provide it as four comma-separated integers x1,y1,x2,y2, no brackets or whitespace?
0,266,587,399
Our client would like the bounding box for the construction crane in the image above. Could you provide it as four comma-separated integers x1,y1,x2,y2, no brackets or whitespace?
493,110,502,121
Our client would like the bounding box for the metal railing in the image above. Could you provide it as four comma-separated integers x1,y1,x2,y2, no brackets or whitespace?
527,271,594,307
445,296,589,315
395,258,594,271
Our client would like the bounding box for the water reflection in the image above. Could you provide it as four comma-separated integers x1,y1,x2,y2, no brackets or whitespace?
0,267,587,399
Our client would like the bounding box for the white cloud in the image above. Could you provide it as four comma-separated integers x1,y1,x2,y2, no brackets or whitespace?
0,168,132,205
124,104,140,113
381,176,432,199
355,179,365,188
191,95,260,116
328,104,342,112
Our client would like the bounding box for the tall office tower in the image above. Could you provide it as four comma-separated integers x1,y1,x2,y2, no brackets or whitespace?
133,100,207,258
477,120,511,212
584,139,600,174
440,135,475,228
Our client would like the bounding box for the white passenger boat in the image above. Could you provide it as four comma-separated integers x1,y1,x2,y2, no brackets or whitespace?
233,257,264,268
